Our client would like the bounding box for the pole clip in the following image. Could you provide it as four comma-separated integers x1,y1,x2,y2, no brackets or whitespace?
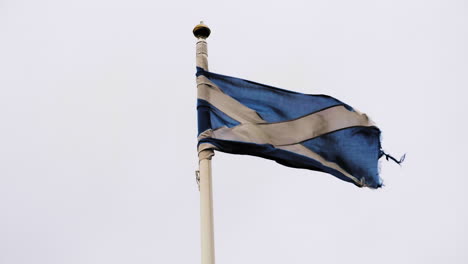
195,170,200,191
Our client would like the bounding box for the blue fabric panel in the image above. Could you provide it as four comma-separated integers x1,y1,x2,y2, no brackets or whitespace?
197,99,240,135
197,67,353,123
197,99,212,135
301,127,382,188
198,138,359,186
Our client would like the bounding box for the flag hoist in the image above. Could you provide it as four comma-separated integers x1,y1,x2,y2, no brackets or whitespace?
193,22,216,264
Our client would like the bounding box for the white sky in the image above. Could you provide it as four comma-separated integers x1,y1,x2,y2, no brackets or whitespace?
1,0,467,263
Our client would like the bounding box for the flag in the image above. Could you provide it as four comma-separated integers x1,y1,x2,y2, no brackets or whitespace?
196,67,400,188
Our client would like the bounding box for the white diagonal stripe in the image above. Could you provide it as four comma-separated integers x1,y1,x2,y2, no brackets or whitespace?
197,76,265,124
211,105,373,146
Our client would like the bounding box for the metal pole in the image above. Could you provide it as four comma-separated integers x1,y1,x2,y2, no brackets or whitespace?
193,22,216,264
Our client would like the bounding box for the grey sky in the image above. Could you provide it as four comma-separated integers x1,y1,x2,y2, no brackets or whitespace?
1,0,467,263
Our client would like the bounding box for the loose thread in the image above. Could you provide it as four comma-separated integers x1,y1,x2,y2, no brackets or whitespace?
380,150,406,165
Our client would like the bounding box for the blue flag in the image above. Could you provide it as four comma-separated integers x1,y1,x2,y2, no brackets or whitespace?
196,67,400,188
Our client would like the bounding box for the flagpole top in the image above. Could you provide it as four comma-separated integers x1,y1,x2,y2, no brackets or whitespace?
193,21,211,39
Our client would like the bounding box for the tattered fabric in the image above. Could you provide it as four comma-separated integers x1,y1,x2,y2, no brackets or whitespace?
196,67,390,188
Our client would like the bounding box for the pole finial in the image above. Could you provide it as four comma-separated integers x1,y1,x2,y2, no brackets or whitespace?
193,21,211,39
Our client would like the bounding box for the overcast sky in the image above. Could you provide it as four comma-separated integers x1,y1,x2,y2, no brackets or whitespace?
1,0,467,263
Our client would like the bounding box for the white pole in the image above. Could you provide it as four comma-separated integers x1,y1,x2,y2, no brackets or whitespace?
199,158,215,264
193,22,216,264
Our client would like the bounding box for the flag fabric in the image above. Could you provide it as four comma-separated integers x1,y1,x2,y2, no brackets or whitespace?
196,67,396,188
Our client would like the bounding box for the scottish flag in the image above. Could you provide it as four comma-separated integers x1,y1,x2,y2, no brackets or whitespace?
196,67,396,188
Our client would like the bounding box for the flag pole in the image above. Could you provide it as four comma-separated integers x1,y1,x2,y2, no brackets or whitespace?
193,22,216,264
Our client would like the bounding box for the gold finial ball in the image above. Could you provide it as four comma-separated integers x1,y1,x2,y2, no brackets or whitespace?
193,21,211,39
